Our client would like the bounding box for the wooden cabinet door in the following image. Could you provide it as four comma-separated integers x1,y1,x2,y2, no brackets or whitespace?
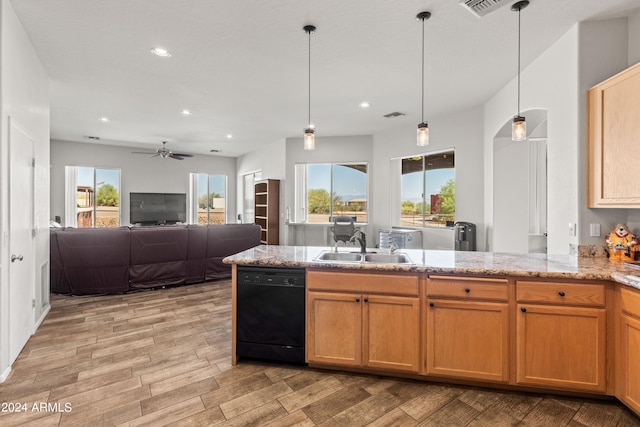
363,295,420,373
307,291,362,367
516,304,606,392
619,313,640,413
426,299,509,382
587,62,640,207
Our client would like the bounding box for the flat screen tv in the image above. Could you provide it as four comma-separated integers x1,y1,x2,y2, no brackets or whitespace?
130,192,187,225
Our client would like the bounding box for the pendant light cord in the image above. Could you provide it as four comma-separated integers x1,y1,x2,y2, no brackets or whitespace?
517,8,521,116
421,17,425,123
308,29,311,127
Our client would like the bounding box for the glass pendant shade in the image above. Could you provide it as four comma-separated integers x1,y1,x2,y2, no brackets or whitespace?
304,128,315,150
417,122,429,146
512,115,526,141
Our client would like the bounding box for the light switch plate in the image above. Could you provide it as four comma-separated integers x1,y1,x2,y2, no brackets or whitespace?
590,223,601,237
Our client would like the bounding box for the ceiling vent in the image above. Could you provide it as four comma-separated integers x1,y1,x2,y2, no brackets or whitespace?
459,0,510,17
383,112,406,118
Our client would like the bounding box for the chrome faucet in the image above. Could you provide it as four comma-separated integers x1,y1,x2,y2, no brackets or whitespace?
389,243,399,253
350,230,367,254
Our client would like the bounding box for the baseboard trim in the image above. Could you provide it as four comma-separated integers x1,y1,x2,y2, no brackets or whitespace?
0,366,11,383
34,304,50,331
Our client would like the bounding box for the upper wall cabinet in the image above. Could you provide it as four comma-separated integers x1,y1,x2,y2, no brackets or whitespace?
587,62,640,208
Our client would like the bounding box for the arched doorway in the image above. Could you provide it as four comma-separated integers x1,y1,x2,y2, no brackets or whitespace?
493,109,548,253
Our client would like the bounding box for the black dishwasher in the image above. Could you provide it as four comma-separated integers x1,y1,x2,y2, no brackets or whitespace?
236,266,306,364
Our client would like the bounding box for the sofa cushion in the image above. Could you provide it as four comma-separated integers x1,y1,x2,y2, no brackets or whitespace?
205,224,261,280
49,227,70,294
55,227,130,295
186,224,208,284
129,225,189,289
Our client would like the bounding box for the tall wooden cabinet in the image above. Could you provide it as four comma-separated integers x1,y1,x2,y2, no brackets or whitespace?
617,286,640,414
254,179,279,245
587,61,640,207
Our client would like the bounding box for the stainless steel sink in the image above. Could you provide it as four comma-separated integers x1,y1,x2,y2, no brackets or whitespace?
314,251,413,264
314,252,363,262
363,253,413,264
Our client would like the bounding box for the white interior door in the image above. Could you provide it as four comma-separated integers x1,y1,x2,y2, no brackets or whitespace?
9,118,35,362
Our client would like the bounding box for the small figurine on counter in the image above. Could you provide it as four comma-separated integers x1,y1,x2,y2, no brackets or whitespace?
606,223,639,261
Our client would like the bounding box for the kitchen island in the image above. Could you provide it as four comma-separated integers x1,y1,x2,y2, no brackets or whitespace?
224,245,640,417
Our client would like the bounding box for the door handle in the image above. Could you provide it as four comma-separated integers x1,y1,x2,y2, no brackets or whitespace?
11,254,23,262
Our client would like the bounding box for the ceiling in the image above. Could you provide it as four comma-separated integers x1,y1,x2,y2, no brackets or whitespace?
10,0,639,157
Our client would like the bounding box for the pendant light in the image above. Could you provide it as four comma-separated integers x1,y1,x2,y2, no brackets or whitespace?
512,1,529,141
303,25,316,150
416,11,431,147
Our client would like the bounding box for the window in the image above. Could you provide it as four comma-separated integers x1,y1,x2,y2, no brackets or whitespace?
295,162,368,223
64,166,121,228
190,173,226,224
400,150,455,227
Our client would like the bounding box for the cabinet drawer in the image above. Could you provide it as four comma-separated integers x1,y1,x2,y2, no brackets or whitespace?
427,275,508,301
620,286,640,318
307,270,418,296
517,281,605,307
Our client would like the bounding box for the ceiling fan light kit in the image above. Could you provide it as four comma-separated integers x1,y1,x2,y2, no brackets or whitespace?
131,141,193,160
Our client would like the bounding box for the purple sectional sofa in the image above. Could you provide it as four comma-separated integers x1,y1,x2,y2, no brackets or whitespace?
50,224,261,295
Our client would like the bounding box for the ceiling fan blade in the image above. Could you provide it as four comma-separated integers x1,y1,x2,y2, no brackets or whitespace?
169,154,185,160
131,151,156,154
171,153,193,157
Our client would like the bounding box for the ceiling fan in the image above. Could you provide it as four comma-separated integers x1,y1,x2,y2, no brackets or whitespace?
131,141,193,160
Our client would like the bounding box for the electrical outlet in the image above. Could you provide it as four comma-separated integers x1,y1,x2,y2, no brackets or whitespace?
568,223,576,237
590,223,601,237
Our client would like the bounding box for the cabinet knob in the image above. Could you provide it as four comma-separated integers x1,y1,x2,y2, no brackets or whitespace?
364,298,369,303
464,288,471,293
355,298,360,303
521,307,527,313
558,291,565,297
429,302,435,308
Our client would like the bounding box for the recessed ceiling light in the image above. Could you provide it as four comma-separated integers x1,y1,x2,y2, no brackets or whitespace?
210,149,221,153
226,134,233,139
99,117,110,123
150,47,171,57
359,102,370,109
181,109,192,116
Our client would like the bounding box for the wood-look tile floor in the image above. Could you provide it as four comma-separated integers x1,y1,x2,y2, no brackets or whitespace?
1,281,639,427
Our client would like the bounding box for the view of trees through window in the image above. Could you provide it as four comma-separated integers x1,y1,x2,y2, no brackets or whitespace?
400,151,455,227
76,167,120,228
195,174,226,224
303,163,368,223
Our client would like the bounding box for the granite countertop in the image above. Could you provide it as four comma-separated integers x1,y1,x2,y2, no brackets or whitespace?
223,245,640,290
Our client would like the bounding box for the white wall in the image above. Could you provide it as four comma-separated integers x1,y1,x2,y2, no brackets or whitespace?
577,18,630,247
493,137,529,252
485,25,580,255
236,139,286,241
285,135,374,247
373,106,484,250
629,9,640,66
50,140,237,225
0,0,50,380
